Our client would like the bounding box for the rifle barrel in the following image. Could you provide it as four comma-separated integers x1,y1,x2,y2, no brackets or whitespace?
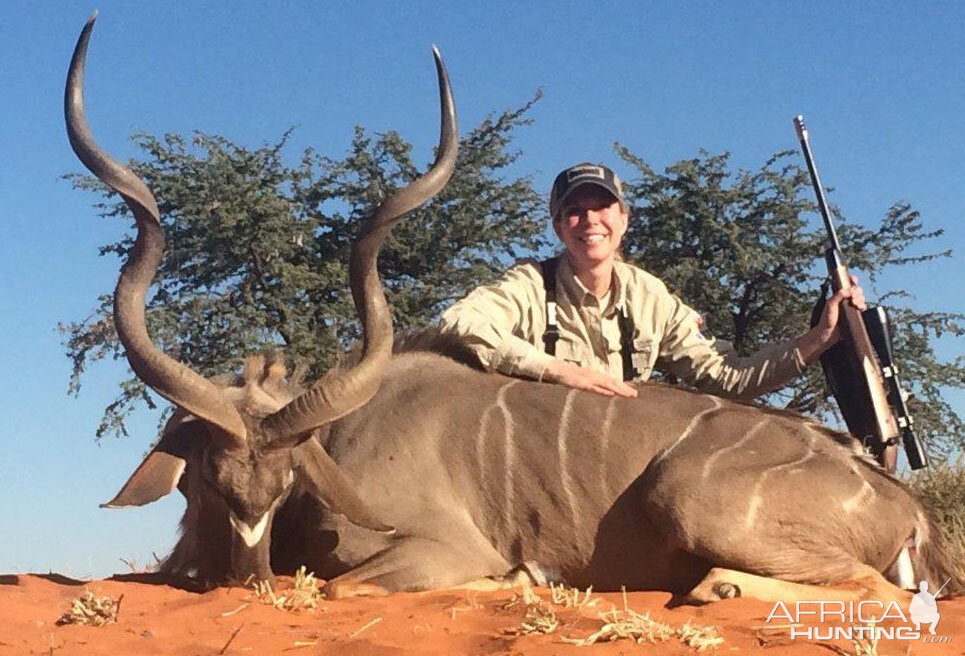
794,115,901,472
794,115,843,254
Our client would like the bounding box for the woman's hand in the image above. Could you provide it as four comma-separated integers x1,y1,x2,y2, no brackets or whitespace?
541,360,638,398
799,275,868,365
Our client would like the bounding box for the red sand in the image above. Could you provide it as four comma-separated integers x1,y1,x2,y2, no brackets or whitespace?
2,573,963,655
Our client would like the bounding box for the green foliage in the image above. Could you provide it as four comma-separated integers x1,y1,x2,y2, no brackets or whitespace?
615,145,964,456
62,97,962,459
908,461,965,564
61,96,548,438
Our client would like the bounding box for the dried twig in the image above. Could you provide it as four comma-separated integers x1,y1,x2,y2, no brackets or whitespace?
221,602,250,617
349,616,383,638
218,623,245,655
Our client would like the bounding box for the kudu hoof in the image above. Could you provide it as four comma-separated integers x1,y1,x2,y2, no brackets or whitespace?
681,571,743,605
713,581,741,599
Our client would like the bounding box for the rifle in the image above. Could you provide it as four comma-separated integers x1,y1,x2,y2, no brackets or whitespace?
793,116,927,472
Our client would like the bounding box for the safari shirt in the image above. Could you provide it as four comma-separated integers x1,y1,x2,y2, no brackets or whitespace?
439,257,806,401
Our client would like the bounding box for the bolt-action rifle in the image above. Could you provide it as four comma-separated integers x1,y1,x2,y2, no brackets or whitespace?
793,116,927,472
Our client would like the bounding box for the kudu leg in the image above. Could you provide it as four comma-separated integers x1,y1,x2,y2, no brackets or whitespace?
447,569,538,593
322,537,511,599
684,566,912,607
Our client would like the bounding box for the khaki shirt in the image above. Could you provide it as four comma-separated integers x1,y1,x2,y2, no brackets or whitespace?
439,257,806,401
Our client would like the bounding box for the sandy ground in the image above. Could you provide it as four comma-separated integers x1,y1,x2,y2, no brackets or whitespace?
2,573,963,656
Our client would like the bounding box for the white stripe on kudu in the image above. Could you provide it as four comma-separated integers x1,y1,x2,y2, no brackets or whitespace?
842,481,875,514
475,389,498,471
652,396,722,467
475,381,519,519
498,380,520,535
743,434,815,529
599,396,617,498
557,389,582,530
701,417,768,480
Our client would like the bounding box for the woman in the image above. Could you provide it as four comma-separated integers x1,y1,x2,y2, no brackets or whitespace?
440,162,863,400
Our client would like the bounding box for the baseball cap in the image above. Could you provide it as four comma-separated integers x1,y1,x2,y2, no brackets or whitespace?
549,162,625,218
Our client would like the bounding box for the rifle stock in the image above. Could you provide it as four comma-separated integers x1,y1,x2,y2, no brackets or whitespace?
794,116,900,471
829,256,900,471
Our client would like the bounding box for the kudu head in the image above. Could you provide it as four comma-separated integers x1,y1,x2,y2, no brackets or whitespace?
65,12,458,584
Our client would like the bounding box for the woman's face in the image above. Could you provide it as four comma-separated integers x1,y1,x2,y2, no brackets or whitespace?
553,185,628,270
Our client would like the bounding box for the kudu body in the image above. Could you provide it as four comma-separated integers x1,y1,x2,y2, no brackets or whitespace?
295,348,962,604
68,16,961,604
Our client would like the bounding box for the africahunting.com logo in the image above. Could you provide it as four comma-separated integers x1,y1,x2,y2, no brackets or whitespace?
765,579,951,643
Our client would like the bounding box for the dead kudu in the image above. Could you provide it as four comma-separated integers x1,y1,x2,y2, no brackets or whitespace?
69,18,962,605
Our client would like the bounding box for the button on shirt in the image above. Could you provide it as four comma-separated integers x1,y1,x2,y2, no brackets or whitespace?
438,257,806,401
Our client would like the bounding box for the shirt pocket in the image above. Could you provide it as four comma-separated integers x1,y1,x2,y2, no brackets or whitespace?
630,336,657,380
555,340,589,367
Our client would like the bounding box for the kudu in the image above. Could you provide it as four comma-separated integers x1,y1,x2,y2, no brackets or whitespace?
66,13,456,586
69,16,962,605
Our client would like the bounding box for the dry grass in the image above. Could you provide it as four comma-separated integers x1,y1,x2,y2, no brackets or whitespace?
56,590,122,627
562,589,723,651
502,584,722,650
502,585,544,610
449,591,482,619
249,566,324,611
676,621,727,652
549,582,599,609
850,635,880,656
839,622,886,656
515,603,560,635
118,553,162,574
503,587,560,635
850,622,881,656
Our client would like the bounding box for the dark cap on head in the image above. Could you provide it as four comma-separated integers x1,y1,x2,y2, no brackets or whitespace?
549,162,625,218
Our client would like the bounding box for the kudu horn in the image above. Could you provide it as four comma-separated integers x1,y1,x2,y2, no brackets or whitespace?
66,12,248,446
262,45,458,441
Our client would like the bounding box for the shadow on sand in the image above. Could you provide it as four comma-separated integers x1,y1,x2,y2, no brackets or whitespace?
107,572,217,593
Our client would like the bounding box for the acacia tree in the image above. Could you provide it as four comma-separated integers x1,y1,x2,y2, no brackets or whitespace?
62,97,548,438
64,99,963,459
615,145,964,457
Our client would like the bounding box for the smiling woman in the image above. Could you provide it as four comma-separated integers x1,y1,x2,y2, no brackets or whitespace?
438,161,866,401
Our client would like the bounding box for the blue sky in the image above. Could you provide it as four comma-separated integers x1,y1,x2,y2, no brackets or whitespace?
1,1,962,577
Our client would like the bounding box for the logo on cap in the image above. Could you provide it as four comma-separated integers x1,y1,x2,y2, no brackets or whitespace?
567,165,606,182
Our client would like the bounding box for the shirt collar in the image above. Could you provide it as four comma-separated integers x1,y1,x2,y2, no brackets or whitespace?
556,255,628,316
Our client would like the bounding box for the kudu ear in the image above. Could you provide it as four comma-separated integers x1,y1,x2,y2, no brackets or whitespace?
101,420,204,508
296,438,395,534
